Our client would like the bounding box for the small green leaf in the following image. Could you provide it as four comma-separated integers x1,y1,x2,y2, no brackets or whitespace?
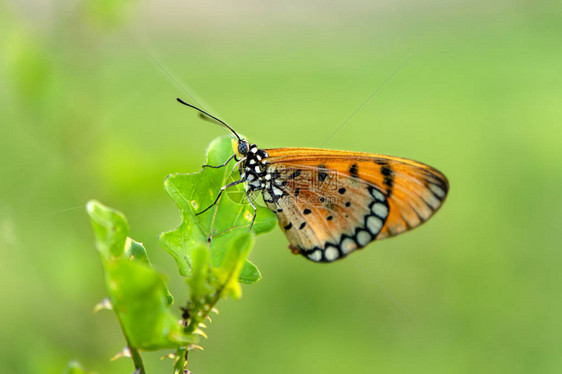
239,259,262,284
125,238,151,266
213,232,255,299
86,200,191,350
159,136,277,284
86,200,128,258
106,259,190,349
188,244,214,303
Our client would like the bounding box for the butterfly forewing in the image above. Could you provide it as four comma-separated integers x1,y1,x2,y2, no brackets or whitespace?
262,148,449,262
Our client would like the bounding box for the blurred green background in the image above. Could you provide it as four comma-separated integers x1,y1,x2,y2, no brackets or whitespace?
1,0,561,373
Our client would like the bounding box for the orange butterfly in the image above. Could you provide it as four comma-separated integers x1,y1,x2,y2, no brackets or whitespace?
178,98,449,263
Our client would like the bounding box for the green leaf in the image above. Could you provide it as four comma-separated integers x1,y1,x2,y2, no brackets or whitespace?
188,244,214,304
239,259,262,284
125,238,151,266
105,259,190,349
86,200,191,350
159,136,277,284
213,232,255,299
86,200,128,258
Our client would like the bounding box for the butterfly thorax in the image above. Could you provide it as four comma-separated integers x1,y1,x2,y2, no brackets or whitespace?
239,144,286,199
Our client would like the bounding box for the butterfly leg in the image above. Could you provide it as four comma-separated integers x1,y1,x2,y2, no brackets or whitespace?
196,178,245,216
245,190,257,231
202,154,238,169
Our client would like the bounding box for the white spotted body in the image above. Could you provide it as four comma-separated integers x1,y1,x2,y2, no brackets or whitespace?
238,144,288,203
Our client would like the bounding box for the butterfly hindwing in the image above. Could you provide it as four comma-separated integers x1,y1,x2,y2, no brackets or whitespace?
261,163,390,262
262,148,449,261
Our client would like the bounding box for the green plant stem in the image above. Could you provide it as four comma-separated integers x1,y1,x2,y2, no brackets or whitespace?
186,294,220,334
112,299,145,373
173,346,187,374
106,275,146,373
185,265,238,334
126,335,146,374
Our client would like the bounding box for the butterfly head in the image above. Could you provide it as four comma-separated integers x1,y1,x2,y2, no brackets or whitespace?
232,138,250,158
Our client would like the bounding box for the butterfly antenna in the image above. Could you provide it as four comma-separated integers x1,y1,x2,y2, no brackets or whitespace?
176,98,241,141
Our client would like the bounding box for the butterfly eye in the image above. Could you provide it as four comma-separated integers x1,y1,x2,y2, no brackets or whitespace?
238,140,249,155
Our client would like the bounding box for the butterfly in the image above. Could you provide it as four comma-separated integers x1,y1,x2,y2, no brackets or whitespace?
177,98,449,263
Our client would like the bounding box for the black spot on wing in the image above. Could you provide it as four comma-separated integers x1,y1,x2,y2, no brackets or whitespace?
303,208,312,215
381,165,395,197
299,222,307,230
383,178,394,197
380,165,393,177
338,187,346,194
288,170,301,179
318,165,329,182
349,163,359,178
284,222,292,230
